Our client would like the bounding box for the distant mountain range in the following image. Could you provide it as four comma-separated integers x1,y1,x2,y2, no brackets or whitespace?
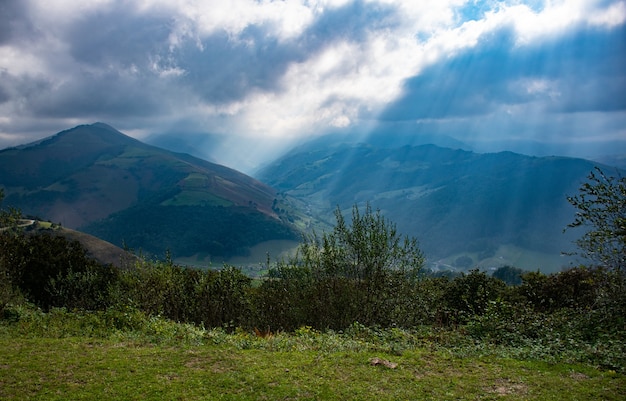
257,141,621,272
2,122,621,272
0,123,299,260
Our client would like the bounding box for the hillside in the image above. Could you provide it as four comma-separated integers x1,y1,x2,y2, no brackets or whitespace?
0,123,299,259
257,142,615,272
14,220,137,268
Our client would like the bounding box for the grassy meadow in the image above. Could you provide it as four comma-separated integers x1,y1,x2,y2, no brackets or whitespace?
1,308,624,400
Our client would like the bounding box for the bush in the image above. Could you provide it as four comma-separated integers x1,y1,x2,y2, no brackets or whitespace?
441,269,506,324
516,266,605,312
255,203,425,330
0,232,118,311
492,265,525,286
117,260,253,329
566,167,626,270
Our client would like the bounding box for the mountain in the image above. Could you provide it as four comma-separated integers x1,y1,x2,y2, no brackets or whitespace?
0,123,299,260
592,153,626,170
272,130,470,164
257,142,616,272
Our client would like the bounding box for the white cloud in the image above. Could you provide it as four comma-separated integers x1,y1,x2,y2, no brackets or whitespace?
147,0,319,46
588,1,626,28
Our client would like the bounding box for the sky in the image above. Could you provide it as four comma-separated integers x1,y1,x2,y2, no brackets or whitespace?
0,0,625,172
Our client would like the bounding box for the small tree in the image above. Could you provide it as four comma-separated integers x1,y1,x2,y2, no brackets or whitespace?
1,189,25,309
566,167,626,270
259,203,426,330
311,203,425,281
492,265,525,286
0,189,21,230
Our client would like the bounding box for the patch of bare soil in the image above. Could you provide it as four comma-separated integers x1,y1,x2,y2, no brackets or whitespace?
487,378,529,396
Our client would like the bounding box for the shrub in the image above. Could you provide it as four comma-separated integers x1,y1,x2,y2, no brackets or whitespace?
492,265,525,286
441,269,506,324
255,203,425,330
0,232,117,311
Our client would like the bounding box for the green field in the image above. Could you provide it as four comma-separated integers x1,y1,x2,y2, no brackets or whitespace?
1,326,623,400
161,189,233,207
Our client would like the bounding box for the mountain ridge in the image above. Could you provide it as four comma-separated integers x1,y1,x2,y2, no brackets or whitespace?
257,141,619,272
0,123,299,259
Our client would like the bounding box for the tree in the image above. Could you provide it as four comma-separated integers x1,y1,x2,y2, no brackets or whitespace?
443,269,506,323
566,167,626,270
492,265,524,286
0,189,22,230
308,203,425,281
259,203,426,329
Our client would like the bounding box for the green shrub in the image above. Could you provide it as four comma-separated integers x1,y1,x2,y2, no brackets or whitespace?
255,204,425,331
0,232,118,311
492,265,525,285
441,269,506,324
517,266,607,312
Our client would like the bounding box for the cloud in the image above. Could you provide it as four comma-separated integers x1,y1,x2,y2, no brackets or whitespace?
0,0,34,44
0,0,624,168
382,23,626,120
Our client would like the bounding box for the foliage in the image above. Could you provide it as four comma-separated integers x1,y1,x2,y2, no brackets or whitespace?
566,167,626,270
0,188,22,230
2,193,626,375
0,232,118,311
255,203,425,330
440,269,506,324
516,266,605,312
0,190,23,310
113,260,253,329
492,265,525,286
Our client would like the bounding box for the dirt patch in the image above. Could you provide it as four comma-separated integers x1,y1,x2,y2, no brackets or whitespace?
488,378,529,396
569,372,589,380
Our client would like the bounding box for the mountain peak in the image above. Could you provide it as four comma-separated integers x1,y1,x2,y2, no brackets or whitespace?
52,122,141,147
1,123,299,259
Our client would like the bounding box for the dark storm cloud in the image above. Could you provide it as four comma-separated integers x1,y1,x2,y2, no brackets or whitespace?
2,0,398,115
306,0,398,43
0,71,11,104
0,60,172,121
381,24,626,121
174,29,303,103
0,4,179,122
65,7,172,68
550,25,626,113
0,0,35,44
28,72,167,118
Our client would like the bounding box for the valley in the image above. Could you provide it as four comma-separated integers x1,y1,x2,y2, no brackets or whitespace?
257,142,610,272
1,123,622,273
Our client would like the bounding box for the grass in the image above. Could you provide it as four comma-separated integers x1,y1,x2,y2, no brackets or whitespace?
0,308,624,400
160,189,233,207
1,336,623,400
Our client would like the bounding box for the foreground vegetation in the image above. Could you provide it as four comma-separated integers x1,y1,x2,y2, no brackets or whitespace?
1,307,624,400
1,168,625,399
